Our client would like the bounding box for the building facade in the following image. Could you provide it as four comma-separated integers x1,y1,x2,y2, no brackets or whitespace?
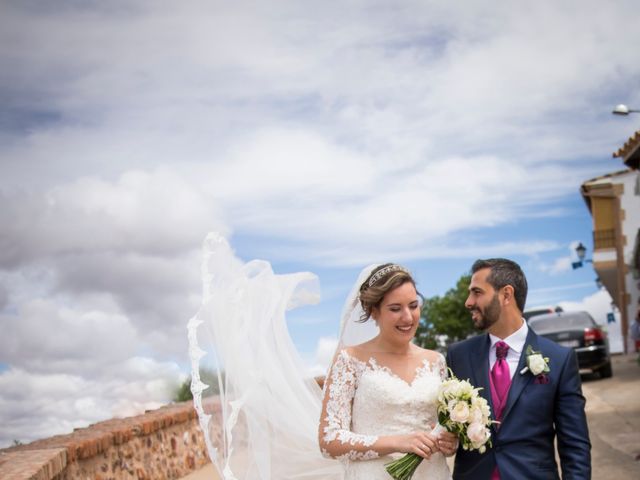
580,131,640,353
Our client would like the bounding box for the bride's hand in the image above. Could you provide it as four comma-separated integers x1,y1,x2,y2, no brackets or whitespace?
436,431,459,457
393,432,439,459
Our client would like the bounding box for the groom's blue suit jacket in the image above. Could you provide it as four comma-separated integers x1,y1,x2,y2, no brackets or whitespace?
446,329,591,480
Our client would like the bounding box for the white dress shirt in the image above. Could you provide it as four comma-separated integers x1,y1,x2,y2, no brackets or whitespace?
489,320,528,380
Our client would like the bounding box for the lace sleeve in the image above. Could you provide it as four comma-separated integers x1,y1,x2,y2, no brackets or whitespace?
318,350,379,461
437,352,448,381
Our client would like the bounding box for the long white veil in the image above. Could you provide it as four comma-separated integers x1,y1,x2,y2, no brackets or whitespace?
187,233,380,479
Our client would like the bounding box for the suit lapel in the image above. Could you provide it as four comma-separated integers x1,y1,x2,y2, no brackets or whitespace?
470,335,494,422
501,329,537,421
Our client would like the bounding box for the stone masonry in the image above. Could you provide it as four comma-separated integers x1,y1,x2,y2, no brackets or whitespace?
0,399,220,480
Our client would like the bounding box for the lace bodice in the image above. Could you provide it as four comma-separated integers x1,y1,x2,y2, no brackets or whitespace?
319,349,451,479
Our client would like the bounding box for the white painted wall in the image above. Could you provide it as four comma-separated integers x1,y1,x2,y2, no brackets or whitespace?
620,171,640,352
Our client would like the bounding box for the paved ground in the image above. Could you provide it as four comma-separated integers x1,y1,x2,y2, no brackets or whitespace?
582,353,640,479
182,353,640,479
181,463,218,480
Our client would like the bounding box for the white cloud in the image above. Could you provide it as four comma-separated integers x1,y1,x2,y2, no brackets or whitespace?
0,169,228,268
536,241,587,276
0,358,180,447
539,256,574,275
0,168,224,445
559,289,615,324
1,2,634,268
0,170,220,360
198,139,581,264
0,283,7,310
304,336,338,377
316,336,339,368
0,288,186,447
0,299,137,374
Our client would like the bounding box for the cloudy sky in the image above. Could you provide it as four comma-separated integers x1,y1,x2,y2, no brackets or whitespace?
1,0,639,447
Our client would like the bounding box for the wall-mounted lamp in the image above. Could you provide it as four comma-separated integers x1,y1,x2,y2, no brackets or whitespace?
572,243,601,289
571,242,593,269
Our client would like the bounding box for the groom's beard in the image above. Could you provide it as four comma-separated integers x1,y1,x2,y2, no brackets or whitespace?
470,293,501,331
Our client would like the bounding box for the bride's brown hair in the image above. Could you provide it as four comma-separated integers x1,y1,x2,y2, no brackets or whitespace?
357,263,417,322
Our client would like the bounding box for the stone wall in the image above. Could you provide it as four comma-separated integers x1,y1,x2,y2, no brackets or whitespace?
0,399,220,480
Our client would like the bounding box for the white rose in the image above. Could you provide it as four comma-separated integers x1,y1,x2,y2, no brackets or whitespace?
472,396,491,418
468,405,483,424
481,403,491,419
467,422,490,445
458,380,473,397
449,401,470,423
528,354,547,375
439,381,450,398
446,381,460,398
440,380,457,400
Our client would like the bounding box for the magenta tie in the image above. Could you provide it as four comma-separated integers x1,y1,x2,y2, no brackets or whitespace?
491,341,511,414
490,341,511,480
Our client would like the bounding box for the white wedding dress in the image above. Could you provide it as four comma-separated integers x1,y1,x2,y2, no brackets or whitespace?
188,233,451,480
320,350,452,479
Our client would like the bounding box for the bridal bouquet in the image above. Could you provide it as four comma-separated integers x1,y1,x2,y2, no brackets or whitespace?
385,373,494,480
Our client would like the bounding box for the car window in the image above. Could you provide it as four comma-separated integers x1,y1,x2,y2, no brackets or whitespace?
523,306,563,321
524,309,552,320
528,313,594,333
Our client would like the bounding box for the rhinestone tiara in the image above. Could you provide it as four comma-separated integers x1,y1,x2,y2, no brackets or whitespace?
368,264,409,287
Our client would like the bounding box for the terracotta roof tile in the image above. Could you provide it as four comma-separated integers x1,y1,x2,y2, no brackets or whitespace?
613,130,640,162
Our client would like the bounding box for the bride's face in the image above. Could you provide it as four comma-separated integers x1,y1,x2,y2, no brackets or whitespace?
372,282,421,342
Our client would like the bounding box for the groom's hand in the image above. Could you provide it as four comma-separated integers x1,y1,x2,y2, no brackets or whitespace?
436,431,458,457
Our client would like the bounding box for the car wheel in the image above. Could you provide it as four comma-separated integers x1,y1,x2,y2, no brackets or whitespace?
598,361,613,379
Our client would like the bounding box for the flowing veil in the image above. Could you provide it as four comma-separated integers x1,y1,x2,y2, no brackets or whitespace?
187,233,381,479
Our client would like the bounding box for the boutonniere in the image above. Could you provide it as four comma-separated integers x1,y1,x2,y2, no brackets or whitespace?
519,345,550,384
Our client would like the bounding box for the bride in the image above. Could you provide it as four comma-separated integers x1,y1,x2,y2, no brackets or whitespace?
319,263,455,479
188,234,455,479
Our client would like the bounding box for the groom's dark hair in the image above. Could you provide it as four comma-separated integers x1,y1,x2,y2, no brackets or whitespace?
471,258,528,312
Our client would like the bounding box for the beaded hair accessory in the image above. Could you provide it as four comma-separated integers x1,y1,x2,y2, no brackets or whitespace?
367,264,409,287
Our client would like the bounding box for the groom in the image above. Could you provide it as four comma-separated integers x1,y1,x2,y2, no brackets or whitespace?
445,258,591,479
